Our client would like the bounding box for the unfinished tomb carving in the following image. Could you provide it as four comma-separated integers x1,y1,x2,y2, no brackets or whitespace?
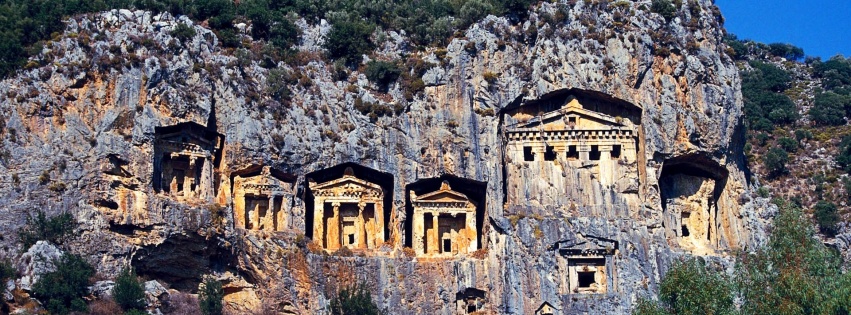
153,122,223,202
553,235,618,294
502,89,642,216
308,167,386,251
455,288,486,314
660,154,729,255
410,181,478,257
232,166,295,232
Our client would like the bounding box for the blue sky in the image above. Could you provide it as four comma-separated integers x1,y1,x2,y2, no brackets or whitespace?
714,0,851,59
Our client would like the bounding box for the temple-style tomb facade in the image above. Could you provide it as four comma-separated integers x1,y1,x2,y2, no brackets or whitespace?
309,167,385,251
410,181,478,257
232,166,295,232
153,122,223,202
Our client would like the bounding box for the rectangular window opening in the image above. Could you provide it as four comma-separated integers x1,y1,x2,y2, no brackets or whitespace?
612,145,622,159
589,145,601,161
566,145,579,160
523,146,534,161
348,234,355,245
443,239,452,253
577,271,596,288
467,304,477,313
568,116,577,127
681,225,690,237
544,146,556,161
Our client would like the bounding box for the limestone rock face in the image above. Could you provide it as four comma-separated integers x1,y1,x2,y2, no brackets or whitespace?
0,2,773,314
17,241,63,291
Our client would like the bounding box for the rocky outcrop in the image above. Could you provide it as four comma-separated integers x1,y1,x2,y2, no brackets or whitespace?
0,1,772,314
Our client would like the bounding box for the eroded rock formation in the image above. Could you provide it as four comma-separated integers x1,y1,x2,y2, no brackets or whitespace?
0,1,773,314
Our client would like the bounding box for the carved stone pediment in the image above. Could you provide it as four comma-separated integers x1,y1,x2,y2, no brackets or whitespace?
551,234,618,256
515,99,628,131
411,182,475,211
309,174,383,199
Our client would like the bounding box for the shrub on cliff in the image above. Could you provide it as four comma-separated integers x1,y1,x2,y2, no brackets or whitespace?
813,200,839,237
199,277,224,315
18,210,76,249
364,60,401,91
113,267,147,312
329,282,387,315
763,147,788,177
650,0,677,21
639,258,734,315
809,91,850,126
32,254,95,315
325,18,375,65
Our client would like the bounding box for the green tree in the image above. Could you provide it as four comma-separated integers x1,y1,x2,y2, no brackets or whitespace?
836,135,851,173
329,282,386,315
777,137,798,153
809,91,850,126
199,277,224,315
768,42,805,61
650,0,677,21
324,18,375,65
32,254,95,315
364,60,401,91
113,267,147,311
763,147,789,177
18,210,76,249
736,201,851,314
640,259,735,315
813,200,839,237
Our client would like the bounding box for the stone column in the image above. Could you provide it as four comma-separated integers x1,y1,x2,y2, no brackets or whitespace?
413,208,424,255
200,157,213,202
431,214,439,254
357,203,366,249
314,198,324,247
578,145,591,161
599,145,613,161
234,191,246,229
267,195,276,232
467,208,477,253
328,203,341,250
375,199,384,244
184,156,196,198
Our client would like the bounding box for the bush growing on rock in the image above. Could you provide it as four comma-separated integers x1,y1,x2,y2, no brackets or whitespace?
199,277,224,315
364,60,401,91
763,147,789,177
171,23,197,41
777,137,798,153
809,91,850,126
325,19,375,65
813,200,839,237
835,135,851,173
113,267,147,312
329,282,386,315
18,210,76,249
32,254,95,315
650,0,677,21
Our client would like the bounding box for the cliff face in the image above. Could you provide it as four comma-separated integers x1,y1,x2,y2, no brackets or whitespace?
0,1,770,314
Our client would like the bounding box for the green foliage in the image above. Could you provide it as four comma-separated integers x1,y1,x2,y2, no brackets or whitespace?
768,42,805,61
724,34,749,60
32,254,95,315
736,201,851,314
0,258,15,284
809,91,851,126
635,201,851,315
114,267,147,311
813,200,839,237
763,147,788,177
741,61,797,131
794,129,813,141
836,135,851,173
658,259,735,315
650,0,677,21
813,55,851,91
329,282,386,315
18,210,76,249
364,60,401,91
266,68,294,100
199,277,224,315
324,18,375,65
171,22,197,41
776,137,798,153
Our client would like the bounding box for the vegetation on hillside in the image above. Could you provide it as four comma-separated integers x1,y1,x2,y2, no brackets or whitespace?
17,210,76,249
32,254,96,315
329,282,387,315
0,0,537,78
635,200,851,315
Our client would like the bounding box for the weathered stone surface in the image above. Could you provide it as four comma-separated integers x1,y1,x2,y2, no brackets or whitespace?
17,241,63,291
90,280,115,298
0,1,776,314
